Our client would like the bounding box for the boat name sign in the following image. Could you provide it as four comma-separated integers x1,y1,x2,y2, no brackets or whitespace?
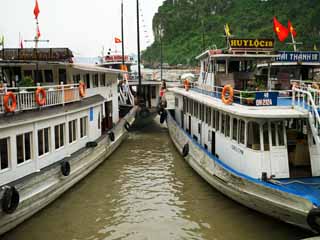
229,38,274,49
275,51,320,62
255,92,278,106
231,145,244,155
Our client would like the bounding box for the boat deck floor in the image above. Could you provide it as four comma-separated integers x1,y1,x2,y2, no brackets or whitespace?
274,177,320,206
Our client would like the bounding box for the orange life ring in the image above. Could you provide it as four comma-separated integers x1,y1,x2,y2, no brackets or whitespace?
184,79,190,91
221,85,234,105
79,82,86,98
35,87,46,106
3,91,17,113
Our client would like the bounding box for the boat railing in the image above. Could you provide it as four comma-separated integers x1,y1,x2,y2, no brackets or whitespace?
190,83,292,106
0,82,80,114
293,87,320,145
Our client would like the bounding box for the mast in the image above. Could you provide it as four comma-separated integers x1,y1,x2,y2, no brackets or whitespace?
121,0,125,67
136,0,142,101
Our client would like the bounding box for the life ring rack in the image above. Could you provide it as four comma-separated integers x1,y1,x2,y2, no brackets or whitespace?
35,87,46,106
221,85,234,105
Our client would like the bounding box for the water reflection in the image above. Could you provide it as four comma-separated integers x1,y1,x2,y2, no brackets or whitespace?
2,121,313,240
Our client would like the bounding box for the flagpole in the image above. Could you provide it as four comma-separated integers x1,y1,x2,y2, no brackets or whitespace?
121,0,125,68
136,0,142,102
290,32,297,52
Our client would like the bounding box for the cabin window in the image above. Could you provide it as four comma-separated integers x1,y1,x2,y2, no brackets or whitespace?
215,111,220,131
0,137,9,170
93,74,99,88
194,102,198,118
221,113,225,135
175,97,179,108
54,123,65,150
263,123,270,151
225,115,230,137
73,74,81,84
34,70,43,83
189,100,193,116
98,113,101,130
206,107,212,126
24,70,32,78
239,120,245,144
247,122,260,150
232,118,238,141
80,116,88,138
271,122,285,146
212,109,215,128
58,69,67,84
150,86,156,99
200,104,205,121
100,74,106,86
44,70,53,83
68,120,77,144
16,132,32,164
183,97,187,113
38,127,50,156
85,74,91,88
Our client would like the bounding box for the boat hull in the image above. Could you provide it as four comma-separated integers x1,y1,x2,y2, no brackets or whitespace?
0,107,137,235
166,111,316,232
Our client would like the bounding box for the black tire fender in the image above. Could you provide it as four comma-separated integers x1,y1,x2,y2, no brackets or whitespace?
2,186,19,214
109,131,115,142
307,208,320,233
160,111,167,124
182,143,189,157
124,121,130,131
61,161,71,177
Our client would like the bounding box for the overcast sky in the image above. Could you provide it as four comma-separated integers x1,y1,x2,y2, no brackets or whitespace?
0,0,164,57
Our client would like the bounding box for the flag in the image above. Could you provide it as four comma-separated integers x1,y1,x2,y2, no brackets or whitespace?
288,20,296,37
273,17,289,42
224,24,231,37
34,0,40,19
115,37,122,44
36,25,41,39
0,35,4,46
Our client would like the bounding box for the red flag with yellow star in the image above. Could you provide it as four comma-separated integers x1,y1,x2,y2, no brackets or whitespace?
273,17,289,42
288,20,296,37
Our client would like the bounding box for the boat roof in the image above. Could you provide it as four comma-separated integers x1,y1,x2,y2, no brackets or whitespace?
0,61,124,74
196,49,278,61
72,63,123,74
169,87,308,119
258,62,320,67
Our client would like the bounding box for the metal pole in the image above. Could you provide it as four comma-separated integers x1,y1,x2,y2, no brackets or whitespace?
160,29,163,81
136,0,142,101
121,0,125,67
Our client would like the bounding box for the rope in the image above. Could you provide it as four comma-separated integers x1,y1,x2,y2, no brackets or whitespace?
269,179,320,186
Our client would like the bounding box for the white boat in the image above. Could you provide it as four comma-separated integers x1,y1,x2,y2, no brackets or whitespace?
164,38,320,232
0,47,136,234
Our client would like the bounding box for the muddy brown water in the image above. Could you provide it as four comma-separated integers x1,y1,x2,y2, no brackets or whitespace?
2,120,315,240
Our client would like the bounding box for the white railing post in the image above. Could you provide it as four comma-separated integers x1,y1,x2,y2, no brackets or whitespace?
61,82,65,106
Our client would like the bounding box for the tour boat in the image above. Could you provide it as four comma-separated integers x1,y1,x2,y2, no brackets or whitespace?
163,38,320,232
0,47,137,234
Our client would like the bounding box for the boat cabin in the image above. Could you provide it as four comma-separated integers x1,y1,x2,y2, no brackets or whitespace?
258,51,320,90
168,38,320,181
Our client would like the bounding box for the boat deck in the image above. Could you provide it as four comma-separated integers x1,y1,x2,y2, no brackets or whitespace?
273,178,320,206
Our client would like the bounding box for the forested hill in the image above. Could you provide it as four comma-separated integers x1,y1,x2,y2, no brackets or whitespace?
142,0,320,66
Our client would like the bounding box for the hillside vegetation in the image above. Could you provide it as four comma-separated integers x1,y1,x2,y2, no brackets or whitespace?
142,0,320,66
